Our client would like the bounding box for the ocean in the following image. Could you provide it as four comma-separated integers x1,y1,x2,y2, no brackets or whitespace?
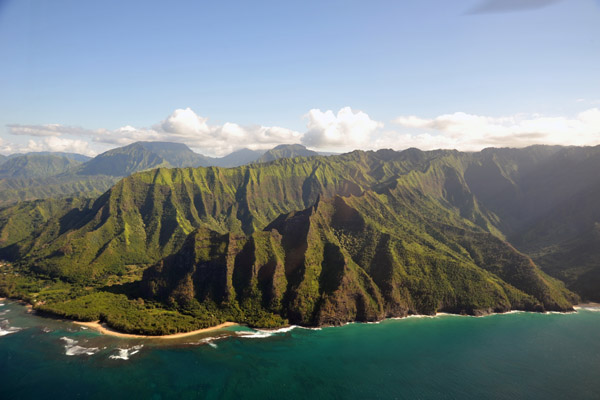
1,300,599,399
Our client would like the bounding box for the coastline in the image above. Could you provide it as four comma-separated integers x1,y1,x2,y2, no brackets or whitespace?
4,296,595,339
574,302,600,309
66,304,600,338
73,321,238,339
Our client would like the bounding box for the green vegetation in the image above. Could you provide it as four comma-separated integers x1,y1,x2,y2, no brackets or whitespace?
1,145,596,334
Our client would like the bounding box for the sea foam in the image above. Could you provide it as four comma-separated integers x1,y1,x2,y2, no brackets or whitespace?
235,330,274,339
0,326,21,336
236,324,318,339
256,325,299,334
109,345,144,360
186,335,232,347
198,337,220,348
575,306,600,312
0,319,21,336
60,337,99,356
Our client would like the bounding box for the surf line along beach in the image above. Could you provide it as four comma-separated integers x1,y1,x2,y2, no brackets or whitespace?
73,321,238,339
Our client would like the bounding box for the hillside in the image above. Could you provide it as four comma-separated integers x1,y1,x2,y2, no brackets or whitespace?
0,146,587,334
465,146,600,301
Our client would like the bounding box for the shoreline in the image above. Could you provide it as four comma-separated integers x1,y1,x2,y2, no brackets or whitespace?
574,302,600,309
73,321,238,339
4,297,597,339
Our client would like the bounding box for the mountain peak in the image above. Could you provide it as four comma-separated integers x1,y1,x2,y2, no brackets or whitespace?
258,144,318,163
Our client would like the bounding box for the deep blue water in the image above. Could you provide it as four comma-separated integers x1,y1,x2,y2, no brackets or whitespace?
1,300,599,399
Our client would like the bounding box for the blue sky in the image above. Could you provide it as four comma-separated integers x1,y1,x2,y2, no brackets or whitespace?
0,0,599,156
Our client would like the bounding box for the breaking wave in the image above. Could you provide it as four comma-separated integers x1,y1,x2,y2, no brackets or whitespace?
256,325,298,334
0,320,22,337
0,326,22,336
236,324,321,339
109,345,144,360
235,330,274,339
60,337,100,356
575,306,600,312
198,337,221,348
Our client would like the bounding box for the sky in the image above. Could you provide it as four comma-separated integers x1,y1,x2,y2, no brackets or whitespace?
0,0,599,157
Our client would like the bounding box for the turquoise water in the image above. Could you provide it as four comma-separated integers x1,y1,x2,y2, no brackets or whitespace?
1,301,599,399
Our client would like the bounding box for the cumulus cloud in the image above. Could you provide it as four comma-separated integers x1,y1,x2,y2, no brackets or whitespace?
0,135,96,156
301,107,383,151
5,106,598,157
391,108,600,151
140,108,303,155
5,108,303,157
160,108,210,136
25,137,96,156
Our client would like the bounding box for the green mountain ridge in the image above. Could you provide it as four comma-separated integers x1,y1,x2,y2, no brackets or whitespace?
0,153,117,205
0,143,318,206
0,146,590,334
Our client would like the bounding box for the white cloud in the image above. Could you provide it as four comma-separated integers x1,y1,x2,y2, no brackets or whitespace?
143,108,303,155
301,107,383,151
6,108,303,157
0,136,96,156
391,108,600,151
25,137,96,156
142,108,302,156
6,107,380,156
5,107,599,157
160,108,210,136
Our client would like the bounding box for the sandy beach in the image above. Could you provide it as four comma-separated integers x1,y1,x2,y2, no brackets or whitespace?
74,321,238,339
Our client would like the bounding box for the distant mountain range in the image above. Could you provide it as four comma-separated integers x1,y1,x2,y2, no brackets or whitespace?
257,144,318,163
0,142,322,205
0,153,87,179
2,145,598,334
